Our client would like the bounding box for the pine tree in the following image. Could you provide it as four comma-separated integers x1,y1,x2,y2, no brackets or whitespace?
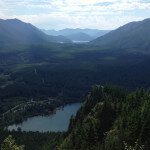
1,135,24,150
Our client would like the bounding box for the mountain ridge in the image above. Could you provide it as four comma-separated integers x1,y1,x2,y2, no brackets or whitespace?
42,28,110,41
0,19,71,45
91,18,150,50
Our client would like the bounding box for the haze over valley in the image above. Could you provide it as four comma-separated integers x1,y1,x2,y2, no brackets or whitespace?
42,28,110,42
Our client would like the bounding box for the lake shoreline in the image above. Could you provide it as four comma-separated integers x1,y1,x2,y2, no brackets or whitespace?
1,96,82,128
7,103,82,132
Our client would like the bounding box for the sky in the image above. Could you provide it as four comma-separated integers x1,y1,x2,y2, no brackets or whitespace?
0,0,150,30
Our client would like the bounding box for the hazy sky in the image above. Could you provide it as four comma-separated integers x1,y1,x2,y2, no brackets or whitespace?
0,0,150,30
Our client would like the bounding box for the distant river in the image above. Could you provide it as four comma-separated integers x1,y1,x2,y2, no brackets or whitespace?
8,103,81,132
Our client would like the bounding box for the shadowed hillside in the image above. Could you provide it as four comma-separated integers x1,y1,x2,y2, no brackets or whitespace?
91,18,150,50
0,19,71,45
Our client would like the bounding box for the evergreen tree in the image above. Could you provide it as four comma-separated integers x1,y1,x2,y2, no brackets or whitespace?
1,135,24,150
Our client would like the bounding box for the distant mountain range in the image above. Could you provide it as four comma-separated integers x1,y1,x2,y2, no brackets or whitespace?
91,18,150,50
42,28,110,42
0,19,71,45
0,18,150,49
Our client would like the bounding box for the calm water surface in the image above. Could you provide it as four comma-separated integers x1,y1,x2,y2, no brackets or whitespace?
8,103,81,132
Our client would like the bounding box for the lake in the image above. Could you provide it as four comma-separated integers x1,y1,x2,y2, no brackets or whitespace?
8,103,81,132
72,40,89,43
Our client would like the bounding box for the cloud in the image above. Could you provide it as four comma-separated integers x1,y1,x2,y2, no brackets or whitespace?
0,0,150,29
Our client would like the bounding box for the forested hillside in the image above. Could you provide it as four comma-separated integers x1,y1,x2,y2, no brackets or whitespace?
59,85,150,150
1,42,150,117
0,19,71,45
0,18,150,150
92,18,150,50
1,85,149,150
0,18,150,108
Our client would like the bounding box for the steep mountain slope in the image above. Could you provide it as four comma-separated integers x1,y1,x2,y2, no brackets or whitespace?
93,30,112,38
91,18,150,50
0,19,71,45
42,29,58,36
59,85,150,150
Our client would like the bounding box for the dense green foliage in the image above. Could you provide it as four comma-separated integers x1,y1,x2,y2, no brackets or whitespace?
59,85,150,150
1,86,149,150
1,43,150,112
1,42,150,135
0,130,64,150
1,135,24,150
